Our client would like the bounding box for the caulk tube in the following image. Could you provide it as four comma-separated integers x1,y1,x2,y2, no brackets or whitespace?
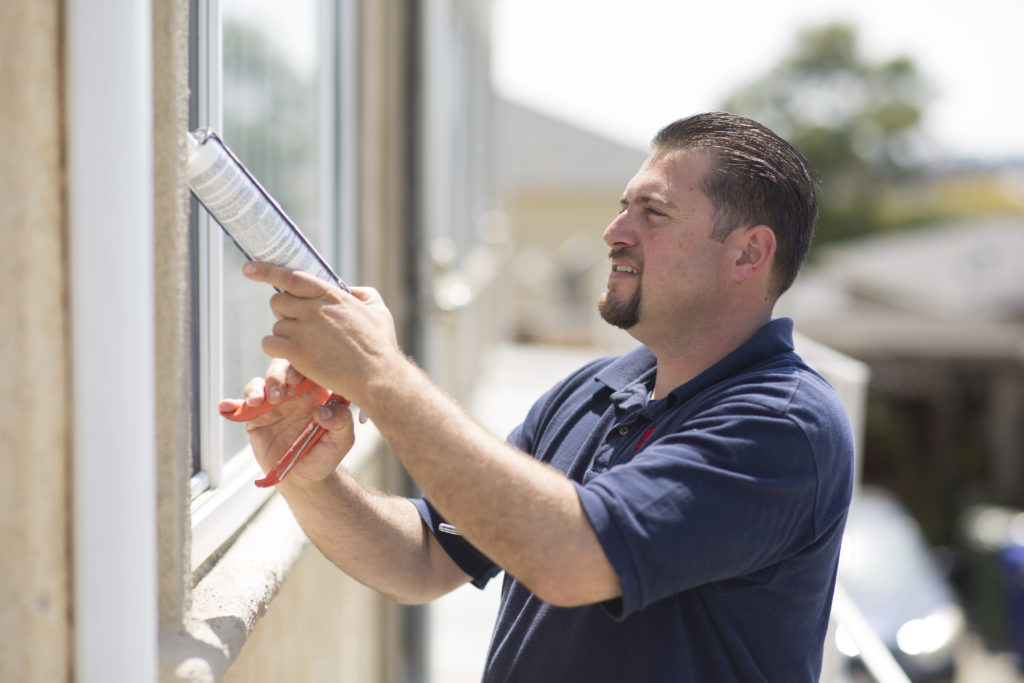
185,127,349,292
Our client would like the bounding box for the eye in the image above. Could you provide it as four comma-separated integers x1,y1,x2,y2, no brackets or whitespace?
645,207,666,217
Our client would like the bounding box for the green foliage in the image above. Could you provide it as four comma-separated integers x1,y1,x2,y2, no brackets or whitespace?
721,23,933,244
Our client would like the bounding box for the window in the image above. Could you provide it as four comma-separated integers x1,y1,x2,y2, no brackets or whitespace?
188,0,357,569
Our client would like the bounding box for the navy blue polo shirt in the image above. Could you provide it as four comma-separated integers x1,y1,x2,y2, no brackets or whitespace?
413,318,855,682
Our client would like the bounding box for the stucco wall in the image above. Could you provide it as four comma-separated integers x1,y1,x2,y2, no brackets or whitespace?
154,1,411,681
153,0,194,636
0,0,71,681
0,0,442,678
223,525,391,682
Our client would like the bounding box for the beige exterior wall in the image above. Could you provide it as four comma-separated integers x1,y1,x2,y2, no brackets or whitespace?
0,0,70,681
224,549,382,683
217,453,404,683
0,0,475,680
153,0,196,639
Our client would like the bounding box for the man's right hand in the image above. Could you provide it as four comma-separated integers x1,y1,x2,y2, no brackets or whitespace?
221,361,472,604
218,359,356,490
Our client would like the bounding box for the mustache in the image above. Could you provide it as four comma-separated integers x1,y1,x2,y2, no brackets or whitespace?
609,248,642,265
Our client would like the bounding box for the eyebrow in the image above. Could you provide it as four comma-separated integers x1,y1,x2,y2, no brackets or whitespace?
619,193,677,210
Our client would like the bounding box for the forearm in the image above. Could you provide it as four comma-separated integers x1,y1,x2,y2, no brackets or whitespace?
275,467,469,604
359,360,621,606
236,267,619,605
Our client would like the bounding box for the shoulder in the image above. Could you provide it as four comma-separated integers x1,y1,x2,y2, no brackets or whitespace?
509,346,653,451
704,350,849,427
702,354,856,519
533,345,654,407
665,352,855,486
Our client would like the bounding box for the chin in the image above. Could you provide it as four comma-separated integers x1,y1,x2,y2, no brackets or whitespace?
598,289,641,330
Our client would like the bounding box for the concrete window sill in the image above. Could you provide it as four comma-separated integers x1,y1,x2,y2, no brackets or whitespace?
161,419,383,683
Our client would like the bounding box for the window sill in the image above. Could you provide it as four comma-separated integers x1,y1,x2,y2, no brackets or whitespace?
190,456,276,573
162,418,383,683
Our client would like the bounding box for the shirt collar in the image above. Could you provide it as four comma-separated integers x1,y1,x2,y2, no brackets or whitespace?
596,318,796,408
666,317,795,405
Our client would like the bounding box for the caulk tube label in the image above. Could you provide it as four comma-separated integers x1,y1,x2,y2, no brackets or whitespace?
185,127,348,291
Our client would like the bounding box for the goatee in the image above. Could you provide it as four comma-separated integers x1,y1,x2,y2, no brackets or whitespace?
598,280,641,329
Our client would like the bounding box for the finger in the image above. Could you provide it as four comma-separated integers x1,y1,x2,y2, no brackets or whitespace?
286,364,305,388
261,333,292,369
268,284,349,324
262,319,300,362
264,358,292,404
348,285,380,304
260,327,312,383
267,290,313,322
314,400,355,434
218,397,243,414
243,376,267,407
242,262,330,299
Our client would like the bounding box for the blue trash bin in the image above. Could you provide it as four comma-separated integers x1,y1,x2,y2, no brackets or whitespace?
998,544,1024,666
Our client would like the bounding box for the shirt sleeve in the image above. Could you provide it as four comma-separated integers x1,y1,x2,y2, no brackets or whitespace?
411,496,502,589
405,412,543,591
575,394,834,621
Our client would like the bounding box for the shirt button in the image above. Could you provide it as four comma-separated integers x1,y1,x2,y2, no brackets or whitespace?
618,426,630,436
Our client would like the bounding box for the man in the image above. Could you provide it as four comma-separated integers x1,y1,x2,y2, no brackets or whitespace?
223,112,855,681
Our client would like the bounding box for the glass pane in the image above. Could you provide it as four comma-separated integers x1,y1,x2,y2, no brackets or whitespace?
220,0,323,459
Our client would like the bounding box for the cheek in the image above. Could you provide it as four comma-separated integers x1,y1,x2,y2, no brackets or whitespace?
654,240,729,293
653,234,704,275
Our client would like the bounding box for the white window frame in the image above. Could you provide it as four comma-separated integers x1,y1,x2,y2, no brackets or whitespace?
188,0,355,571
67,0,159,680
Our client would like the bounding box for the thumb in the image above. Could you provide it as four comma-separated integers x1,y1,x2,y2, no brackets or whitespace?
314,398,355,434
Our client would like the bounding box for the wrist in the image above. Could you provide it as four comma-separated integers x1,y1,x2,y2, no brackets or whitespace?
275,467,345,501
356,354,425,418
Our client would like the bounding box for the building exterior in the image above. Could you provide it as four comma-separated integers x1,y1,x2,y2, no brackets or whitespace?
496,99,648,347
1,1,504,681
779,213,1024,529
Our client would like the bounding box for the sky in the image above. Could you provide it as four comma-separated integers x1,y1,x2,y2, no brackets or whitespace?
491,0,1024,162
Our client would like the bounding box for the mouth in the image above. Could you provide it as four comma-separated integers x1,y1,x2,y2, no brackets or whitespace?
609,257,641,280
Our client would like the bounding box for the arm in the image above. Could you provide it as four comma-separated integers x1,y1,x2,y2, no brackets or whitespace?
274,465,471,605
220,365,470,604
243,263,621,606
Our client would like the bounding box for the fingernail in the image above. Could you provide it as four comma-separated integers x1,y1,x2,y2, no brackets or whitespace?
315,404,334,421
242,262,257,276
268,386,284,403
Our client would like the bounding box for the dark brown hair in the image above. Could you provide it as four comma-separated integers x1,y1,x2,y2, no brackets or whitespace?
652,112,818,298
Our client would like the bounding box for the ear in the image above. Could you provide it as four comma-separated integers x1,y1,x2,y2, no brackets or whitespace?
730,225,776,283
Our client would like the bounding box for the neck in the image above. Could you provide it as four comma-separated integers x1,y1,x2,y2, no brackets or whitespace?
646,311,771,398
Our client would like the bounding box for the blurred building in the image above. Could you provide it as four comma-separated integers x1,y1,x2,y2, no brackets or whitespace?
780,213,1024,530
496,98,647,349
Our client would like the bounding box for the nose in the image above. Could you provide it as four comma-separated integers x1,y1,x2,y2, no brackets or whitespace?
603,210,638,249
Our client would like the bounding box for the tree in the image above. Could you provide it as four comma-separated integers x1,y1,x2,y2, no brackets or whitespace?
721,23,932,243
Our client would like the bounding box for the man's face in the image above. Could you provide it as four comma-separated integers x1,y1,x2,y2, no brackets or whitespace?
597,150,733,343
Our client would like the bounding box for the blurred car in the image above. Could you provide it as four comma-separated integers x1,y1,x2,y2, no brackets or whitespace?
835,486,965,682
